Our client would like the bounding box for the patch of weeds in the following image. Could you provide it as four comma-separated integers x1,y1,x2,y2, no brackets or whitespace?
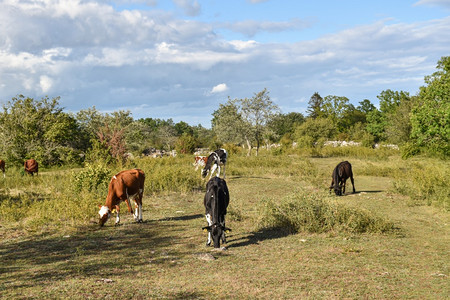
257,189,395,234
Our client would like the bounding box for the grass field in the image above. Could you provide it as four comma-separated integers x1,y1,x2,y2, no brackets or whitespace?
0,151,449,299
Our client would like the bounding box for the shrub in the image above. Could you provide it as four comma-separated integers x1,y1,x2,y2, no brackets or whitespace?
175,133,197,154
257,190,394,234
71,163,111,194
392,161,450,210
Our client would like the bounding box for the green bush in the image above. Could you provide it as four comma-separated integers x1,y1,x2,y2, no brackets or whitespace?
392,161,450,210
257,190,394,234
71,163,111,194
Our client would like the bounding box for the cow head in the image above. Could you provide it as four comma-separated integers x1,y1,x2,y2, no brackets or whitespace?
202,224,232,248
98,205,110,226
334,186,342,196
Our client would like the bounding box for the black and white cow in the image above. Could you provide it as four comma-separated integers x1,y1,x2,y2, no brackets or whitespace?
202,149,228,179
202,176,231,248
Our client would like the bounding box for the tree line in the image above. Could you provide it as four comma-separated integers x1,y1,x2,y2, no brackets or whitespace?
0,56,448,166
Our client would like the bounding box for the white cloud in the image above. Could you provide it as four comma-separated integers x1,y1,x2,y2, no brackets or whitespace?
210,83,229,94
40,75,53,93
0,1,449,126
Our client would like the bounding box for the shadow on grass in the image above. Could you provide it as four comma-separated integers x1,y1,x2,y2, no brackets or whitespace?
158,213,203,222
228,176,271,180
227,228,289,248
0,219,190,289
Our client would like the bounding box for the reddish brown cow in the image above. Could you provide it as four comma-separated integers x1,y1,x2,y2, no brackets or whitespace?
24,159,38,176
0,160,5,178
98,168,145,227
193,156,208,171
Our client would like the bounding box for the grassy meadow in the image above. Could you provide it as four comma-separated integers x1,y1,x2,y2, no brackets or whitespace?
0,148,449,299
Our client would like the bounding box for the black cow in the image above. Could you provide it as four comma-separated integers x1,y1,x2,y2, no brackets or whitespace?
202,176,231,248
329,161,355,196
202,149,228,179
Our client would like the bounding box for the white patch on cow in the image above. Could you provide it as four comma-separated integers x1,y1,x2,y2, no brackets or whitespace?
113,175,117,179
99,206,110,218
115,212,120,224
210,164,218,179
138,203,143,221
205,213,212,245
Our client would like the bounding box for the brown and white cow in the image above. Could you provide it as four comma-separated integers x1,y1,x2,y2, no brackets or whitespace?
98,168,145,227
0,160,5,178
24,159,38,176
193,156,208,171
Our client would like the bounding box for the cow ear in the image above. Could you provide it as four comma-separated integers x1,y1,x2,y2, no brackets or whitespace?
202,226,211,232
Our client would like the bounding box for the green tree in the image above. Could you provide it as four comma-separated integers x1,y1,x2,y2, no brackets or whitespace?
410,56,450,157
366,90,410,142
241,88,280,155
306,92,324,119
212,89,279,156
0,95,82,166
268,112,305,142
293,118,335,148
212,98,251,153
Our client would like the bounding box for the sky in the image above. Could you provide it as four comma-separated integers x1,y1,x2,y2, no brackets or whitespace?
0,0,449,127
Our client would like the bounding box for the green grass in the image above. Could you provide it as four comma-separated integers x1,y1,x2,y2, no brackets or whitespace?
0,153,449,299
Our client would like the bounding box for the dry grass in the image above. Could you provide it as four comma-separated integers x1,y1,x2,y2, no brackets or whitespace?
0,153,448,299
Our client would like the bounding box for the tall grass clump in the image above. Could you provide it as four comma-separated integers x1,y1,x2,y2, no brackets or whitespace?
392,161,450,210
257,189,394,234
137,156,204,194
317,146,398,159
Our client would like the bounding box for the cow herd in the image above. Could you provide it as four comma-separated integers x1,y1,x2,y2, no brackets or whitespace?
1,150,355,249
0,159,38,177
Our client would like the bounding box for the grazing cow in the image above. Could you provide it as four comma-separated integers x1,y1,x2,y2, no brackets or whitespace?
193,156,208,171
98,168,145,227
202,176,231,248
329,161,355,196
0,160,5,178
24,159,38,176
202,149,228,179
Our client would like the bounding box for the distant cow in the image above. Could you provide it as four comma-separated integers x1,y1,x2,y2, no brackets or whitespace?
202,176,231,248
330,161,355,196
193,156,208,171
0,160,5,178
24,159,38,176
98,169,145,227
202,149,228,179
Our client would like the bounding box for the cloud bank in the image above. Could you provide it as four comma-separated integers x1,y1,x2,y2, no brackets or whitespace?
0,0,449,127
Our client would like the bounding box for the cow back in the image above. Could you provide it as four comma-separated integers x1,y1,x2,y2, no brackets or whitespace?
24,159,38,174
107,169,145,206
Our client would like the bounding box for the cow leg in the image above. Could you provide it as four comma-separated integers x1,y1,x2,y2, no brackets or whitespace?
138,189,143,222
350,176,355,193
220,219,227,244
115,205,121,225
342,179,347,195
216,165,221,177
223,164,226,179
209,164,218,179
205,214,212,246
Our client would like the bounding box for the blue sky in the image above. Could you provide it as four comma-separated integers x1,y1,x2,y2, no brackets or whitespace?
0,0,449,127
